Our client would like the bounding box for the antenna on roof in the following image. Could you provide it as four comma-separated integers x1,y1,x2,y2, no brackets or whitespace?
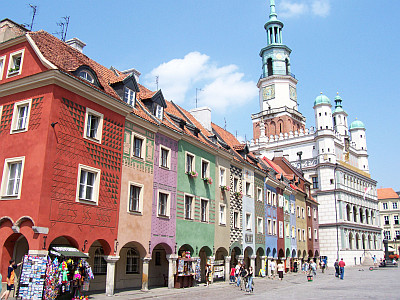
224,118,227,131
235,130,238,138
56,16,70,41
195,88,203,108
155,76,159,90
28,4,37,31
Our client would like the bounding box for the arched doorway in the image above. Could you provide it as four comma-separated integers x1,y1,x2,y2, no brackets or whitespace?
278,249,284,260
115,241,147,290
255,247,264,277
87,240,112,292
214,247,228,282
243,246,253,269
1,233,29,285
150,243,172,287
199,246,212,283
308,250,313,261
230,246,241,268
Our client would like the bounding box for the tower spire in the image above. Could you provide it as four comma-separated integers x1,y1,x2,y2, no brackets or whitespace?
269,0,278,21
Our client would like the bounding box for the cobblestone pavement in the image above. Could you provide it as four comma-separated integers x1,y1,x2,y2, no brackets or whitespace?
36,266,400,300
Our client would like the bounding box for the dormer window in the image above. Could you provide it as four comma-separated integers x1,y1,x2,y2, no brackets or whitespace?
79,70,94,83
7,49,24,78
124,87,135,106
155,105,163,120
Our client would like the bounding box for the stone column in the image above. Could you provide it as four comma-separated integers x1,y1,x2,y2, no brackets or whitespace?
261,256,267,277
208,256,215,283
104,255,120,296
250,255,256,273
224,256,231,281
141,257,151,291
166,254,178,289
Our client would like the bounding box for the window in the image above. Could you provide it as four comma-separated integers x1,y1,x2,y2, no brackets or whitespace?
384,230,391,240
312,177,318,189
313,208,317,219
245,182,251,196
233,177,239,192
291,203,294,214
79,70,94,83
257,188,262,201
298,229,301,241
302,229,306,241
133,135,144,158
297,206,300,218
186,152,195,173
307,206,311,217
246,213,252,231
384,216,390,225
1,157,25,198
76,165,100,204
219,167,226,186
233,211,239,229
286,223,290,237
314,229,318,240
267,219,272,235
273,220,277,235
278,195,284,207
10,99,32,133
83,108,103,143
393,202,398,210
257,217,263,234
396,231,400,238
279,221,283,238
219,204,226,225
201,159,209,179
126,248,139,274
383,203,388,210
155,105,163,120
201,199,208,222
160,146,170,169
267,190,271,205
292,226,295,238
272,193,276,206
93,248,107,275
124,87,135,106
158,192,169,217
7,49,24,77
128,183,142,213
394,216,399,225
0,55,5,80
301,208,305,219
185,195,193,220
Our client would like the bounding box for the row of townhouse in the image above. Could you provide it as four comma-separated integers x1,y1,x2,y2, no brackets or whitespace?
0,19,319,295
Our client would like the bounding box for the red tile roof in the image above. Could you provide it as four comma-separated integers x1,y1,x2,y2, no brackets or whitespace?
377,188,399,200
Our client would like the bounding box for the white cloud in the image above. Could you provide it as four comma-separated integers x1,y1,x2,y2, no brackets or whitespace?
279,0,330,18
144,52,258,113
311,0,330,17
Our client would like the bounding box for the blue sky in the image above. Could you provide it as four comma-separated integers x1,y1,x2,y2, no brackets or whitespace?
3,0,400,191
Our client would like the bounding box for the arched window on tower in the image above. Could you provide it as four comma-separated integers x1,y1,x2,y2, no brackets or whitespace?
285,58,289,75
267,58,273,76
274,27,278,43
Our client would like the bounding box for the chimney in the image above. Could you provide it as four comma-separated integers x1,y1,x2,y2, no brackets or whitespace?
283,154,289,161
121,68,141,83
189,107,212,132
274,150,283,158
66,37,86,53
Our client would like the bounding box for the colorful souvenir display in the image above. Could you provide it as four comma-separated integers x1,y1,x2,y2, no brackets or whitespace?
18,255,47,300
44,257,60,300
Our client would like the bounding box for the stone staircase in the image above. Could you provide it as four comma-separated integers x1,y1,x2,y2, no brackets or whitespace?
361,251,374,266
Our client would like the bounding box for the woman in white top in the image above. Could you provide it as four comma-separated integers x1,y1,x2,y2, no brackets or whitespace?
277,261,284,280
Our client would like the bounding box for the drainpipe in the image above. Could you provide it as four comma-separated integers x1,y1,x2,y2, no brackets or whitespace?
334,163,339,260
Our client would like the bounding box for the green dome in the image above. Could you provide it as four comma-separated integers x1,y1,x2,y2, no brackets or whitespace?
350,119,365,130
314,93,331,106
333,107,345,114
334,94,342,101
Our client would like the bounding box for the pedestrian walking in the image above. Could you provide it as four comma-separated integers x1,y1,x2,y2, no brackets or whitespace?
334,259,340,278
277,261,284,280
310,260,317,276
230,266,236,283
205,264,212,286
338,258,346,280
304,261,309,274
235,263,240,283
0,259,22,300
323,257,328,270
373,255,377,267
246,266,254,293
239,265,248,291
270,260,276,280
321,259,325,273
236,263,243,288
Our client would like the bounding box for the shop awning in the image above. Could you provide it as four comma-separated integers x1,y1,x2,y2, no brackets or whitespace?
50,246,88,258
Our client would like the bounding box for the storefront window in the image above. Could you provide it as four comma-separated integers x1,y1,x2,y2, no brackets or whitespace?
126,248,139,274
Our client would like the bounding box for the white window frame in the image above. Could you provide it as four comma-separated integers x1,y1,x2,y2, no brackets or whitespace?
257,217,263,234
127,182,144,214
313,208,317,219
0,106,2,123
298,228,301,241
83,108,104,143
184,194,195,220
272,193,276,206
219,204,226,225
0,55,5,80
292,226,296,239
267,190,271,205
1,156,25,199
245,181,252,197
394,215,399,225
267,218,272,235
307,206,311,217
79,70,94,83
302,229,306,241
301,207,305,219
279,221,283,238
246,213,252,231
233,177,239,192
273,220,277,235
75,164,101,205
155,104,163,120
291,203,294,214
278,195,284,208
124,87,135,106
132,133,146,159
233,211,240,229
308,227,312,240
219,167,226,186
157,190,171,218
393,202,398,209
201,159,210,179
10,99,32,134
286,223,290,237
257,187,262,202
7,49,25,78
383,203,388,210
185,151,195,173
314,229,318,241
384,216,389,225
159,145,171,169
200,198,209,223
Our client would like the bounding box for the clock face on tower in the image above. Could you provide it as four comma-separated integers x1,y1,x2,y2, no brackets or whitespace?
263,84,275,101
289,85,297,101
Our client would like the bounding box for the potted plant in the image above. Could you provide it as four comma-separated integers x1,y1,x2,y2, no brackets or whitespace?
203,177,213,185
220,185,230,192
233,191,243,198
186,171,198,178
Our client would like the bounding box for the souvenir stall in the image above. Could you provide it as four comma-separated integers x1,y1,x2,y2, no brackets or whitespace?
213,260,225,281
174,251,196,288
16,247,94,300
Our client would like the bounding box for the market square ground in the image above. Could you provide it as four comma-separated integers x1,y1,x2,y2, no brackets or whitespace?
60,265,399,300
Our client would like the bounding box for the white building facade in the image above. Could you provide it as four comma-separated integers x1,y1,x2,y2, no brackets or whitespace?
250,0,382,266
